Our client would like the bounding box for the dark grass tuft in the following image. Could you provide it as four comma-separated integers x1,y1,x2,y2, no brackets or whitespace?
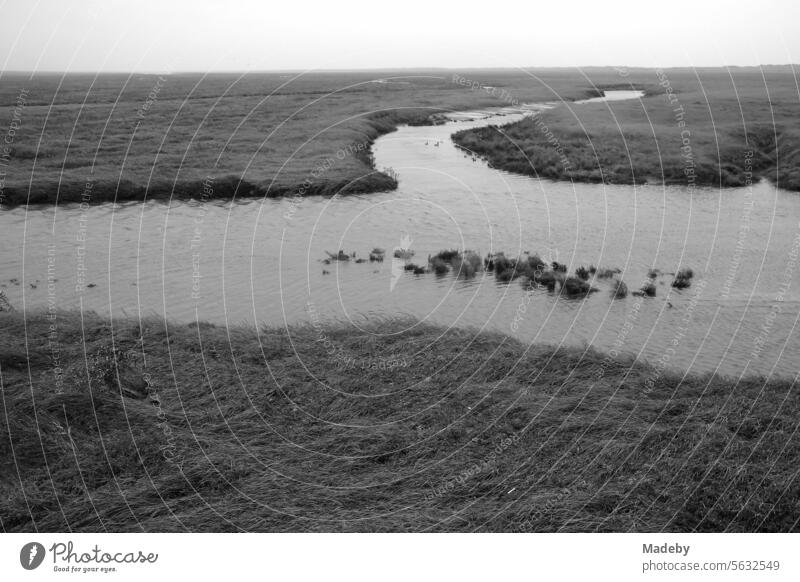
672,274,692,289
595,267,618,279
492,254,521,282
560,276,597,297
432,249,461,263
611,279,628,299
452,251,482,279
527,254,547,272
429,257,450,275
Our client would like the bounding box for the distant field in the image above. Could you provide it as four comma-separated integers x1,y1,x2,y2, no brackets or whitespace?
453,67,800,191
2,311,798,532
2,68,797,206
0,69,617,206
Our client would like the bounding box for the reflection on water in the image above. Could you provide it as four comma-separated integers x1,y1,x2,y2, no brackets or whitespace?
2,92,798,378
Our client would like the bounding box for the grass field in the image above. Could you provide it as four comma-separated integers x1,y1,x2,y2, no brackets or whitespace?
8,67,796,206
0,69,619,206
453,67,800,191
2,310,798,532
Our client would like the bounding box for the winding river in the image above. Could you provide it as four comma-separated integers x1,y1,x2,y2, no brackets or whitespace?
2,91,799,378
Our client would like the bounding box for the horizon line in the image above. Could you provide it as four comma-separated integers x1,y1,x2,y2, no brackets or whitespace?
1,64,798,76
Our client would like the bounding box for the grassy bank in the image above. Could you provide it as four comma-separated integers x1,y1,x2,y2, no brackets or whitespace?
2,310,798,532
0,70,610,206
453,68,800,191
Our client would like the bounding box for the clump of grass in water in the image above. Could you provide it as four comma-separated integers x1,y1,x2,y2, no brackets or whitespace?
575,266,590,280
325,250,352,262
394,248,415,260
452,251,482,279
611,279,628,299
432,249,461,263
527,254,547,272
429,257,449,275
633,281,657,297
427,249,481,278
595,267,618,279
369,248,385,262
560,276,597,297
532,269,559,291
672,266,694,289
493,254,522,282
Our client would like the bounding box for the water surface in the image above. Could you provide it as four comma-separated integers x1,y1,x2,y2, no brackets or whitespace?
2,91,798,379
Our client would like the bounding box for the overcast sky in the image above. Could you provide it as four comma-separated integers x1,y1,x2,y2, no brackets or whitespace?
1,0,798,72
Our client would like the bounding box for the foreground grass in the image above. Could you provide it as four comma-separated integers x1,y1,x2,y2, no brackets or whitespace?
453,67,800,191
1,311,798,532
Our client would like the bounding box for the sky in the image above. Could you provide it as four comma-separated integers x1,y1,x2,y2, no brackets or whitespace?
1,0,798,72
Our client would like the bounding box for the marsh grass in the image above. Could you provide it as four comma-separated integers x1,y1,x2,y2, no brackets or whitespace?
532,270,559,291
493,255,522,282
429,257,450,275
451,251,482,279
0,70,608,207
432,249,461,263
595,268,618,279
672,267,694,289
639,282,657,297
326,250,352,261
452,69,800,192
1,310,798,532
560,276,596,297
611,279,629,299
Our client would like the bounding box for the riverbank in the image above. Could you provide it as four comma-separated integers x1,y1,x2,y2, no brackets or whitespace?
2,310,797,532
0,70,606,207
6,68,787,207
452,69,800,191
0,108,436,206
